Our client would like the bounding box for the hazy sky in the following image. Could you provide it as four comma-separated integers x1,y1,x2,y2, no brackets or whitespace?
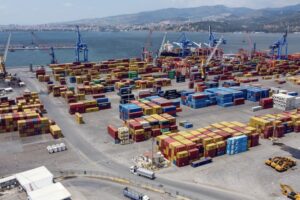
0,0,299,25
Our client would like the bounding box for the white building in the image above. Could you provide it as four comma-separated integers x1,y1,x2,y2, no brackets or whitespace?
0,166,71,200
16,166,54,192
28,182,71,200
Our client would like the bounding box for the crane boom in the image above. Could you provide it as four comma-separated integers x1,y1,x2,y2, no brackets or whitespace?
3,33,11,63
158,32,167,58
205,36,223,66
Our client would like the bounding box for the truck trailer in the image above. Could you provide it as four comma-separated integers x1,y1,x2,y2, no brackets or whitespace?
123,187,150,200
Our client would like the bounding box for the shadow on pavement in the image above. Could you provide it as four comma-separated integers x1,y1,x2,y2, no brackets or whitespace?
275,143,300,160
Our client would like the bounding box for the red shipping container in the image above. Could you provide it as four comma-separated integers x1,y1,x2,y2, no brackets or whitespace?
189,81,194,89
294,125,300,133
188,148,200,160
197,143,204,154
250,133,260,147
174,144,187,154
129,111,143,118
263,126,273,139
275,126,284,138
162,138,176,148
134,134,145,142
151,129,161,137
169,125,178,131
107,125,118,140
176,157,190,167
93,94,106,99
217,146,226,155
234,98,245,105
186,142,197,151
205,149,217,158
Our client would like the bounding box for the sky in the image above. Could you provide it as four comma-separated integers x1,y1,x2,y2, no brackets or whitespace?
0,0,299,25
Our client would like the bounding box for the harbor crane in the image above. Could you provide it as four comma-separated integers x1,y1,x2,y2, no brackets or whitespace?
173,32,201,57
269,30,288,60
49,47,58,64
0,33,11,76
201,36,224,80
142,29,153,62
158,32,167,58
205,25,226,48
75,25,88,62
245,33,256,59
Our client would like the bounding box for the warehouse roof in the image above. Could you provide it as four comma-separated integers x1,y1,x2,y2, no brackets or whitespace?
15,166,53,187
28,182,71,200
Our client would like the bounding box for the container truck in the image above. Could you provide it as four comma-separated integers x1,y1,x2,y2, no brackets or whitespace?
123,187,150,200
130,166,155,180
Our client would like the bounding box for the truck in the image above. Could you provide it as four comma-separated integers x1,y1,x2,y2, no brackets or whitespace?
123,187,150,200
191,157,212,168
130,166,155,180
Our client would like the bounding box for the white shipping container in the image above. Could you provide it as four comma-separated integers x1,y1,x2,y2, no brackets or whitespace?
273,93,296,111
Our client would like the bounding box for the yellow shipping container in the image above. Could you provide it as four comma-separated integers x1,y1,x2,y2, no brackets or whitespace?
245,126,256,133
173,135,185,142
177,151,189,159
189,130,201,136
197,128,207,133
212,135,223,143
50,125,62,137
205,143,217,151
85,107,99,113
75,113,84,124
231,121,247,127
216,141,226,148
134,129,144,135
211,123,224,129
207,132,217,138
222,127,236,134
203,137,214,146
232,132,244,137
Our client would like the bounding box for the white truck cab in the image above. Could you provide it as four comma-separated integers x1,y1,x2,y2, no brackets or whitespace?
142,195,150,200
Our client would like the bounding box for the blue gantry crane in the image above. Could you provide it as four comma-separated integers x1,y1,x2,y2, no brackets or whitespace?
173,33,201,57
49,47,57,64
206,25,226,48
75,25,88,62
269,30,288,60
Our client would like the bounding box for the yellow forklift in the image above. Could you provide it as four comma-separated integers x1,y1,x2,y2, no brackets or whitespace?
281,184,300,200
265,157,296,172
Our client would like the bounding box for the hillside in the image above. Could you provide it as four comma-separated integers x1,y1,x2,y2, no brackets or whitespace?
64,4,300,32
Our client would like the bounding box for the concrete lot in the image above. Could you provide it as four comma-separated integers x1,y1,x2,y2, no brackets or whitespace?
0,67,299,199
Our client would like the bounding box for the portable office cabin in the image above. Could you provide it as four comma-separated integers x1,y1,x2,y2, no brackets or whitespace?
15,166,53,193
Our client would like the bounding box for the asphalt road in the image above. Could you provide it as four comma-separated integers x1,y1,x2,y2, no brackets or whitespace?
23,72,255,200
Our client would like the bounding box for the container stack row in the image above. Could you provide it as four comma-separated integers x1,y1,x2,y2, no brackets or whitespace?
249,109,300,138
69,97,111,115
144,96,181,116
115,78,171,90
108,113,178,143
156,121,259,167
18,117,50,137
